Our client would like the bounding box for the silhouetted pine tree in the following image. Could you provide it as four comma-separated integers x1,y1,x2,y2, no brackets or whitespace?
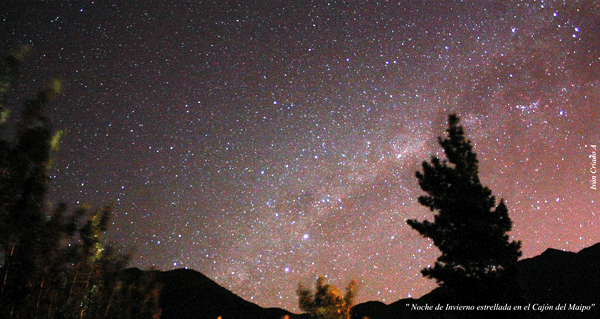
407,114,526,311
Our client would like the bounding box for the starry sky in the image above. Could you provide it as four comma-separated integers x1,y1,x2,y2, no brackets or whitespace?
2,0,599,312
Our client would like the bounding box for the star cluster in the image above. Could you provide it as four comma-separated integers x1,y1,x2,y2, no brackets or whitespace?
2,0,599,311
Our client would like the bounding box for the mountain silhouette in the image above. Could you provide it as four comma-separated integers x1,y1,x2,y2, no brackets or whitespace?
127,242,600,319
122,267,308,319
353,242,600,319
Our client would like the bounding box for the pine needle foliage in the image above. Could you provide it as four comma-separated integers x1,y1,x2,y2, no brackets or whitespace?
407,114,524,306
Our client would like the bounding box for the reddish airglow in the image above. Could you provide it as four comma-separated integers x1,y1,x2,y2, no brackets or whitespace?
3,0,599,312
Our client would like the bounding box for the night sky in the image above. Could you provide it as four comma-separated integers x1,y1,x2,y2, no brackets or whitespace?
2,0,599,312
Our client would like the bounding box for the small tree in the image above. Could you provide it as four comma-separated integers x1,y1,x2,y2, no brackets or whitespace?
407,114,524,306
297,276,357,319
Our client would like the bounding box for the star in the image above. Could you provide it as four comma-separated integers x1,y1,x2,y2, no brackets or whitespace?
3,0,599,312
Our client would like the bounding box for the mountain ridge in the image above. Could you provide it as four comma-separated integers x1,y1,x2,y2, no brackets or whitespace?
128,241,600,319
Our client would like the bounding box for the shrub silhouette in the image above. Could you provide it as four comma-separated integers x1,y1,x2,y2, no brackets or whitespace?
297,276,357,319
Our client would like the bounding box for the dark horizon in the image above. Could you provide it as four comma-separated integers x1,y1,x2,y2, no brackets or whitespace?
131,240,600,319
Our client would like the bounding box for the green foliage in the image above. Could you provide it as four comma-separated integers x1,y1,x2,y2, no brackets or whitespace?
0,48,61,315
0,49,162,319
297,276,357,319
407,114,524,305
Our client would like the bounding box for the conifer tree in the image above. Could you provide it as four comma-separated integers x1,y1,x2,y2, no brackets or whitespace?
407,114,524,307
